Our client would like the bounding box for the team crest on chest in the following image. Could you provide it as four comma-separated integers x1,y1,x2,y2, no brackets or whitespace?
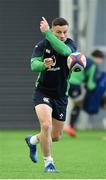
45,49,51,54
43,97,50,103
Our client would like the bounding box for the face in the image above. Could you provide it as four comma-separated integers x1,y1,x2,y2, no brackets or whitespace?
52,25,69,42
94,57,103,65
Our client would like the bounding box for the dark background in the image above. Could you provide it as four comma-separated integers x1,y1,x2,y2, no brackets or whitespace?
0,0,59,128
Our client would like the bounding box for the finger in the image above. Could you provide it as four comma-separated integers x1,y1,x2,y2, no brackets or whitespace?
42,17,47,22
48,58,53,61
45,58,53,62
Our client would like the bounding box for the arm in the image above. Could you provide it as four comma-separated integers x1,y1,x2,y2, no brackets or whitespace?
40,17,72,56
42,30,72,56
31,41,46,72
31,40,54,72
31,56,54,72
85,64,97,90
69,71,85,85
31,57,46,72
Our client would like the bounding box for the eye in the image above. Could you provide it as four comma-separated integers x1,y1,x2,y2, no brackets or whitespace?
56,31,61,34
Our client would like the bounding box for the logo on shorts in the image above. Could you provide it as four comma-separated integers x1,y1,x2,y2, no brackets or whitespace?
59,113,64,119
43,97,50,103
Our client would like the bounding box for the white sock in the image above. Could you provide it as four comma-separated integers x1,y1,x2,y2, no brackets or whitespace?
44,156,54,167
30,135,39,145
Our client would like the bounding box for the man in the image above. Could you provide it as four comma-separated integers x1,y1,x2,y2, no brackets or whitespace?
64,50,105,137
25,17,77,172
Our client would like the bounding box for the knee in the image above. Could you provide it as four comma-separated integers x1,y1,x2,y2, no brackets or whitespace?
41,122,52,133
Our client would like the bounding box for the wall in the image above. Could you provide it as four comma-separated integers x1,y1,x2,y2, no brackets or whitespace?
0,0,59,128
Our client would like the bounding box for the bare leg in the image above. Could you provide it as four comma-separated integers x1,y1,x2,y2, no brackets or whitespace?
35,104,53,157
52,118,64,141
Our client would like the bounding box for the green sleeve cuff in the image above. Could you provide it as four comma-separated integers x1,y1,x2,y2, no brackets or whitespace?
42,30,72,56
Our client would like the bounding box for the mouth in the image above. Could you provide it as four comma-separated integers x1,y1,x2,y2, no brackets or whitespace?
60,38,66,42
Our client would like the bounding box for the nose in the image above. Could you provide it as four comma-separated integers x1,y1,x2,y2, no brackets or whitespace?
61,32,65,38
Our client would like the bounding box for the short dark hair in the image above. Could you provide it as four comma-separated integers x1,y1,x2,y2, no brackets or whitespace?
52,17,69,27
91,50,104,58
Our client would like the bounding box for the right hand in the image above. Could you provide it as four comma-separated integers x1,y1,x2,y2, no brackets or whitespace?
40,17,50,32
44,58,53,69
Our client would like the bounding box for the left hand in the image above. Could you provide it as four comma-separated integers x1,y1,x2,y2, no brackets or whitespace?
40,17,50,32
44,58,53,69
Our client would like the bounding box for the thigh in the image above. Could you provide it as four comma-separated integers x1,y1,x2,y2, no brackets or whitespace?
35,104,52,125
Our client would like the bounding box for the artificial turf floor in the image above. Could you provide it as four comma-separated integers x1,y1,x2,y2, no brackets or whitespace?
0,129,106,179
